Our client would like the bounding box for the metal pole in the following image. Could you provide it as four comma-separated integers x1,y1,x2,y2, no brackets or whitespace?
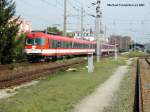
115,44,118,61
96,0,102,62
81,7,84,39
88,53,94,73
63,0,67,36
105,25,107,41
114,39,118,61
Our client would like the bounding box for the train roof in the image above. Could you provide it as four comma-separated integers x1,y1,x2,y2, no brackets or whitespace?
27,32,96,44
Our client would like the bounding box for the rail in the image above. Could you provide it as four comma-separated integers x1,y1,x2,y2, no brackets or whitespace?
145,58,150,65
134,59,143,112
0,59,85,89
135,58,150,112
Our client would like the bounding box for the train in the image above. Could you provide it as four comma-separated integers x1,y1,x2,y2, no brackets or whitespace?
25,31,116,61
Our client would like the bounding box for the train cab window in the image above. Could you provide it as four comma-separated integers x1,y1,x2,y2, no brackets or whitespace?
41,38,46,46
26,38,34,45
35,38,46,46
35,38,41,45
26,37,46,46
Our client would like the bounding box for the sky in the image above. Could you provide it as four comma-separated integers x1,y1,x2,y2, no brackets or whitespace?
14,0,150,44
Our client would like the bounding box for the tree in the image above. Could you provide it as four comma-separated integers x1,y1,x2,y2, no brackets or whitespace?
0,0,19,64
46,26,63,35
46,26,74,38
14,33,26,62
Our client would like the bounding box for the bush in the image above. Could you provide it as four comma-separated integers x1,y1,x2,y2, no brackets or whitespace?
14,33,27,62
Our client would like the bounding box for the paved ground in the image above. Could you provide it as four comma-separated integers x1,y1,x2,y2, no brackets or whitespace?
73,59,132,112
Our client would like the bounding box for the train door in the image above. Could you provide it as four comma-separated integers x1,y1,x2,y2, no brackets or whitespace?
50,39,57,60
57,41,61,56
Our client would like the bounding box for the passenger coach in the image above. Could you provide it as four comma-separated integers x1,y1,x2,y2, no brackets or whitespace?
25,31,96,61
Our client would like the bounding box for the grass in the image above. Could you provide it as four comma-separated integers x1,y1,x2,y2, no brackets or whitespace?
121,51,145,58
103,66,134,112
0,57,126,112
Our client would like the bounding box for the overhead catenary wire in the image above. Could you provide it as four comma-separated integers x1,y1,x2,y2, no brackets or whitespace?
17,0,96,33
17,0,58,23
40,0,64,10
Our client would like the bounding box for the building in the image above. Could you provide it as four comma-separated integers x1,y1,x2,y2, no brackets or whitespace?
11,16,32,34
109,35,132,52
145,43,150,53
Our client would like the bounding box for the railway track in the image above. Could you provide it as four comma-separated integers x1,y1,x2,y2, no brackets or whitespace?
135,57,150,112
0,59,85,89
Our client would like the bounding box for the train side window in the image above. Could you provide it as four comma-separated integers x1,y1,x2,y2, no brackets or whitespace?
75,43,77,48
72,42,74,48
49,39,51,48
57,41,61,48
52,40,57,48
55,40,59,48
74,43,76,48
63,42,66,48
69,42,71,48
67,42,69,48
60,41,63,48
52,40,54,48
66,42,68,48
76,44,78,48
64,42,66,48
65,42,67,48
62,41,65,48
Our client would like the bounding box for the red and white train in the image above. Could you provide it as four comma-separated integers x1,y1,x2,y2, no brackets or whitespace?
25,31,115,61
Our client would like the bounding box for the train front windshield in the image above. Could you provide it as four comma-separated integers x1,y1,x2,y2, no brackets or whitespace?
26,37,46,46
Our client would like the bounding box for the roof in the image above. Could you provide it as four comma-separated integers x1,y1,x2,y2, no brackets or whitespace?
27,32,96,44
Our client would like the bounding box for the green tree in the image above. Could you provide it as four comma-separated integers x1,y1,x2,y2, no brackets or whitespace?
46,26,63,35
0,0,19,64
14,33,26,62
46,26,74,38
